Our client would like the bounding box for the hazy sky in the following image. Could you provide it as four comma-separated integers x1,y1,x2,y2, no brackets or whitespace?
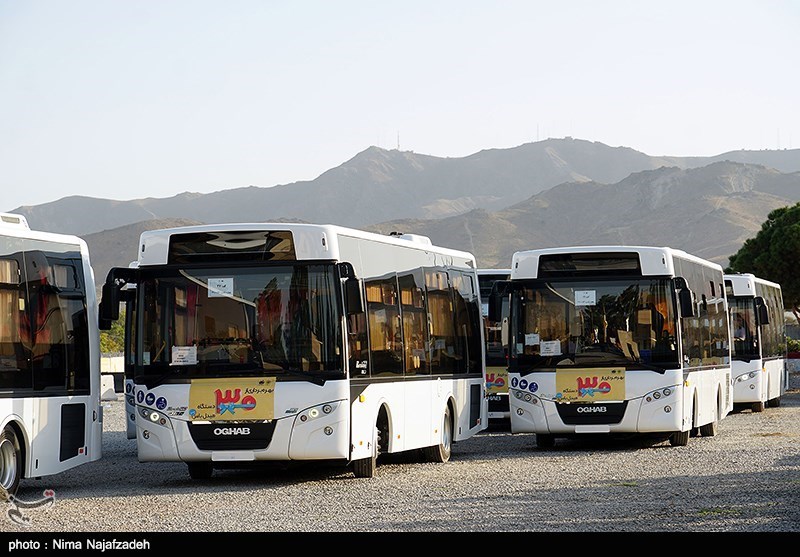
1,1,798,212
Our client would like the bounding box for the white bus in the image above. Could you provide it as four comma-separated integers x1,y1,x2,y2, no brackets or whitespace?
724,273,787,412
0,213,102,495
478,269,511,423
99,223,487,479
488,245,732,448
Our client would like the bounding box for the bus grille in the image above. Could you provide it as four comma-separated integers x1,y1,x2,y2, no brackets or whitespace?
188,421,276,450
556,401,627,425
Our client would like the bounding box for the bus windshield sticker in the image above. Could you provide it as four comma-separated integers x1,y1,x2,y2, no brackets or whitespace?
207,277,233,297
188,377,276,421
540,340,561,356
554,368,626,402
575,290,596,306
171,345,198,366
525,333,540,346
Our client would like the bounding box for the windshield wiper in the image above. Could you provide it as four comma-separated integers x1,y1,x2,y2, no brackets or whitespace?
137,366,188,389
280,368,329,386
557,350,670,374
626,360,668,374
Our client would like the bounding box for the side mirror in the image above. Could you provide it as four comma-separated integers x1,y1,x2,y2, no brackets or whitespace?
488,280,509,322
98,267,138,328
98,281,120,326
755,296,770,325
675,277,696,318
344,276,364,315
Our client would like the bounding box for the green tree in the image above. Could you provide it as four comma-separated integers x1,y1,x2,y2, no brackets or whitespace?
726,203,800,322
99,309,126,354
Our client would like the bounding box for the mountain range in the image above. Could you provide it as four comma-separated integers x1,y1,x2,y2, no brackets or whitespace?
8,137,800,290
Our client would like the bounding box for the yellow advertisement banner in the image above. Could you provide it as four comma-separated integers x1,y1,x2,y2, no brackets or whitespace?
188,377,276,421
554,368,625,403
485,366,509,395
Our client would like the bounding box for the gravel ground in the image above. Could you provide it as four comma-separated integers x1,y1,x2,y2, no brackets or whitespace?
3,375,800,535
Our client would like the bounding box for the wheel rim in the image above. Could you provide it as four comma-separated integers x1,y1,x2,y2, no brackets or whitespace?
0,438,17,490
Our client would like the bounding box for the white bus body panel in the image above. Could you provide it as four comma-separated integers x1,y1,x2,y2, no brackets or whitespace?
507,245,732,439
725,273,786,407
134,381,351,463
732,358,785,405
509,368,729,436
130,222,487,466
508,370,688,435
0,217,102,482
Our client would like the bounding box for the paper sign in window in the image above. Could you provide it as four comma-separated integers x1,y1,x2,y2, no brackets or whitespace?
525,333,540,346
575,290,596,306
171,345,198,365
540,340,562,356
208,277,233,298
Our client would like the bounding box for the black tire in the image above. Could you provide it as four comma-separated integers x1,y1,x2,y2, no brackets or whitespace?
187,461,213,480
699,400,719,437
352,453,376,478
669,430,690,447
536,433,556,449
699,418,718,437
353,425,380,478
767,397,781,408
751,401,765,413
0,426,22,497
422,405,453,463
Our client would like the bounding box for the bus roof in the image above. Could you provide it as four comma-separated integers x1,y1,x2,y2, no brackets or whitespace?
477,268,511,276
0,212,88,252
135,222,476,266
510,245,722,280
724,273,782,296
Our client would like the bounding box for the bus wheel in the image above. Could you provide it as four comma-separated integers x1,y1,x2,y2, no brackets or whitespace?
768,397,781,408
187,461,214,480
353,425,379,478
0,426,22,497
669,430,689,446
699,416,718,437
751,401,765,413
536,434,555,449
422,405,453,463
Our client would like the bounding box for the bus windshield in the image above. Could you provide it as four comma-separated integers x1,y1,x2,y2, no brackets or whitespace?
509,278,680,372
728,296,759,361
136,263,344,382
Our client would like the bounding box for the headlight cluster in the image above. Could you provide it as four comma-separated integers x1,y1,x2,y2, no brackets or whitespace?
512,390,536,403
645,387,673,403
735,371,759,383
139,407,171,428
298,402,338,423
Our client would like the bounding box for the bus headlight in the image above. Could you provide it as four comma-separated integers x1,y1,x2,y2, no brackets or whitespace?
645,387,675,403
140,408,171,429
299,401,340,423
